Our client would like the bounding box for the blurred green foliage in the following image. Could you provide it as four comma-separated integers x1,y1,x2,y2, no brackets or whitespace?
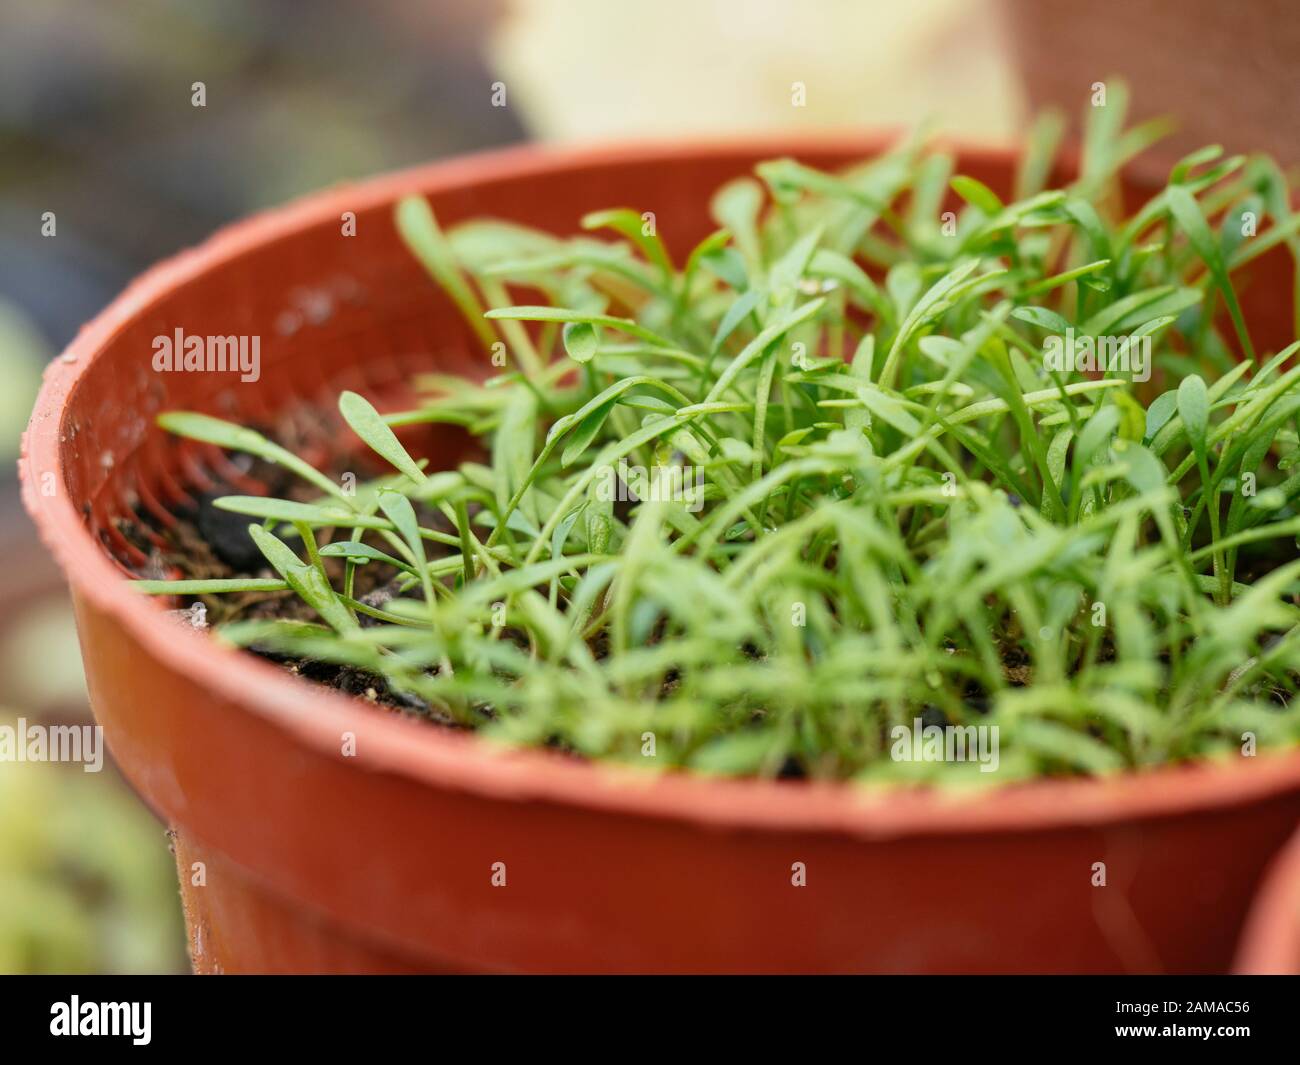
0,713,185,973
0,299,44,464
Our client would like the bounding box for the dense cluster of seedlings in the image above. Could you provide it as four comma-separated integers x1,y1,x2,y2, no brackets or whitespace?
139,90,1300,782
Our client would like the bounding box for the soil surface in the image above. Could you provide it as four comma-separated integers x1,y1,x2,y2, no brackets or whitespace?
130,443,457,723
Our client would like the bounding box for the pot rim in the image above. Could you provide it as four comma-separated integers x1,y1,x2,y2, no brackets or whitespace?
21,135,1300,840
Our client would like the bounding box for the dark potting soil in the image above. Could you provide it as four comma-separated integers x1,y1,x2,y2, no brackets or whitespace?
125,443,462,725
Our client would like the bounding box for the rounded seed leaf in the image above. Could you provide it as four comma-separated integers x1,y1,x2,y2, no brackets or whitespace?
1178,373,1209,460
339,391,426,484
562,320,600,363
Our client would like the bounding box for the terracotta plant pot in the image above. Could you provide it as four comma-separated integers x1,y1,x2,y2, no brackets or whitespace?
20,138,1300,974
1234,823,1300,974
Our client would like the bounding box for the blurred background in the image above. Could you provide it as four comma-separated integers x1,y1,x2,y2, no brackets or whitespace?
1,0,1295,973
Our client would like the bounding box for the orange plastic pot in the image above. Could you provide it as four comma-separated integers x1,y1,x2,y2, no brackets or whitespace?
20,137,1300,974
1235,822,1300,974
